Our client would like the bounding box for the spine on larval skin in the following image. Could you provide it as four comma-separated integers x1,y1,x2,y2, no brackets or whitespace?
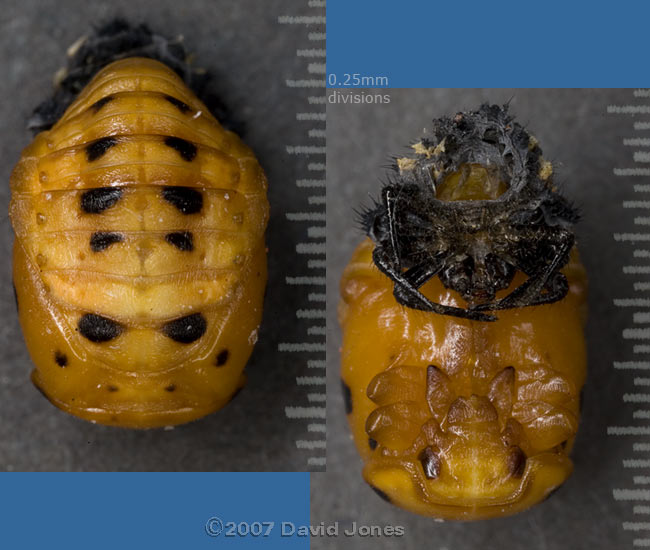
10,32,268,429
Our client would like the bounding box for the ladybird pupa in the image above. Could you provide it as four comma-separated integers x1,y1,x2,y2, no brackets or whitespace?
340,104,587,520
10,27,269,429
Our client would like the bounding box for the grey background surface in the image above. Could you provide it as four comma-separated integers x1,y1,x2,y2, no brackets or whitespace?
317,89,641,549
0,0,320,471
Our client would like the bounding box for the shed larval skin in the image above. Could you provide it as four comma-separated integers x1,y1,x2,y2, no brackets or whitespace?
339,238,587,520
10,58,269,428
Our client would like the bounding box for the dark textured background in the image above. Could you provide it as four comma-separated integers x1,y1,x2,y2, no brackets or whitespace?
0,0,320,471
317,89,642,549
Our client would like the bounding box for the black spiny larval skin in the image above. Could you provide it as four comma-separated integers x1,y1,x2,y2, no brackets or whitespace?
360,104,580,322
28,18,239,134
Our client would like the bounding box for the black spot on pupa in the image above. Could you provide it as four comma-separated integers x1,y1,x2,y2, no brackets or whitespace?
86,136,118,161
161,186,203,214
227,386,244,405
33,383,50,401
579,387,585,415
80,187,123,214
90,95,114,113
542,484,563,503
368,438,378,450
419,447,442,479
107,385,119,392
162,313,207,343
164,95,191,113
165,384,176,392
54,351,68,367
369,485,392,504
12,282,18,313
164,136,197,161
90,231,124,252
78,313,123,343
215,349,230,367
507,446,527,478
341,379,352,414
165,231,194,251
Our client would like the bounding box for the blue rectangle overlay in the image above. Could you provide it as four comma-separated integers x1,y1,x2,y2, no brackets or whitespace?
0,473,310,549
327,0,650,87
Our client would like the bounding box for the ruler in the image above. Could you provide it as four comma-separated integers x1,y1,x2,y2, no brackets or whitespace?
609,89,650,547
278,0,326,471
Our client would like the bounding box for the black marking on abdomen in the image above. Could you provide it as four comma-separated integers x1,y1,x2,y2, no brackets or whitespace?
161,186,203,214
369,485,392,504
164,95,191,113
419,447,442,479
165,231,194,251
86,136,118,161
341,379,352,414
78,313,123,342
90,95,114,113
542,484,563,503
215,349,229,366
227,386,244,405
54,351,68,367
165,384,176,392
81,187,123,214
162,313,207,343
579,387,585,415
507,446,527,478
164,136,197,161
12,282,18,313
90,231,124,252
368,438,377,450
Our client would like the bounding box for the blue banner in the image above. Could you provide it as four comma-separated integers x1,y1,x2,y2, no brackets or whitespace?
327,0,650,87
0,473,310,549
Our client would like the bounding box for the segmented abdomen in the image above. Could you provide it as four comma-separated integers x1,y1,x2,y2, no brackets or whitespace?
339,238,587,520
10,58,268,427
